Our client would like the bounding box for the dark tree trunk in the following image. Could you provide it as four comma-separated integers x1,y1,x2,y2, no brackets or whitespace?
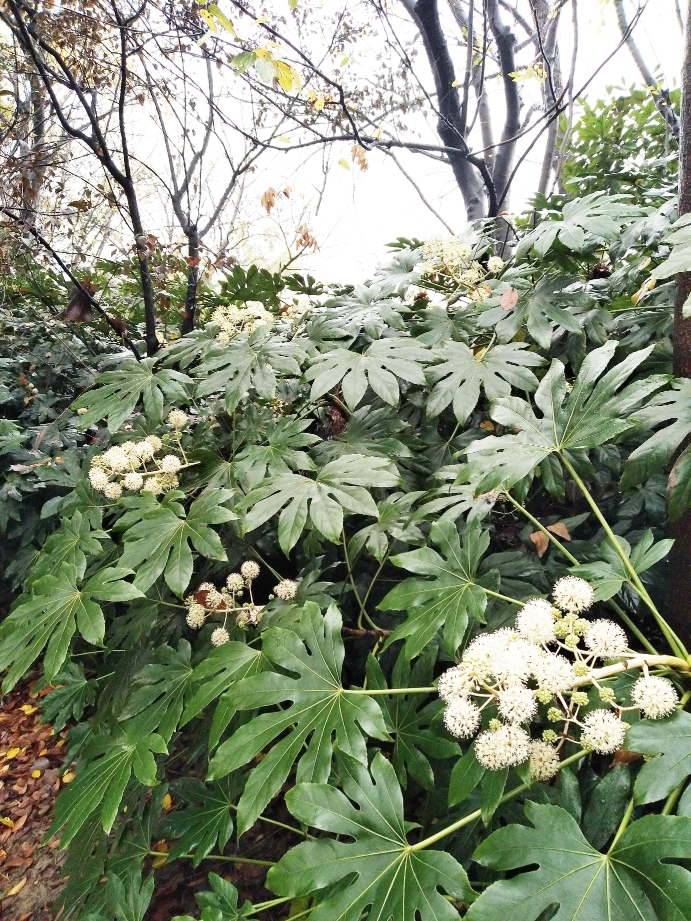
181,224,200,335
668,0,691,647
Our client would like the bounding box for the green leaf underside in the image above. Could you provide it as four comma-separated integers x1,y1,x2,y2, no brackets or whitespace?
268,749,474,921
206,605,390,834
468,802,691,921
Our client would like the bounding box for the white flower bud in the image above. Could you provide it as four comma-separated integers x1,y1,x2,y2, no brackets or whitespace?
103,481,123,500
529,741,560,781
552,576,595,614
240,560,260,581
274,579,298,601
226,573,246,592
88,468,110,491
167,409,189,429
443,698,481,738
584,620,628,658
631,675,678,719
159,454,182,474
580,709,626,754
123,472,144,491
211,627,230,646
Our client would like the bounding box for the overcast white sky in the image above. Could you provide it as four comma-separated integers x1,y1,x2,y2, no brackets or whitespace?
281,0,685,282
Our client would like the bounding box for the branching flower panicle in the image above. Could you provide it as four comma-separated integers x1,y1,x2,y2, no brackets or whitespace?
437,577,679,772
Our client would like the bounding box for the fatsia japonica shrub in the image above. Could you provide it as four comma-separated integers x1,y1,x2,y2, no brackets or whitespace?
6,190,691,921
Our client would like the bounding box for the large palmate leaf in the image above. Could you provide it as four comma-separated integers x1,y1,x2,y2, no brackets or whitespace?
621,380,691,488
233,415,319,490
425,341,544,423
29,510,110,583
239,454,400,554
119,640,194,742
466,341,666,493
516,192,640,257
106,869,155,921
366,649,459,790
172,872,256,921
379,520,490,658
72,358,192,432
0,564,143,691
206,605,390,835
478,274,589,349
162,776,241,867
574,530,673,601
180,641,264,748
267,749,474,921
306,285,408,341
626,710,691,805
49,730,167,847
120,489,236,595
468,803,691,921
194,327,307,413
311,405,412,463
40,662,96,731
305,338,430,409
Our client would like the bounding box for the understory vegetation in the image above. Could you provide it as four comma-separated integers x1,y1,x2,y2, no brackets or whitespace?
4,82,691,920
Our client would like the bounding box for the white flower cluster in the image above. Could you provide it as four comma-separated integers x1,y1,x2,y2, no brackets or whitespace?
211,302,274,343
88,434,186,499
419,236,492,301
281,294,311,321
439,576,680,778
273,579,298,601
184,563,264,639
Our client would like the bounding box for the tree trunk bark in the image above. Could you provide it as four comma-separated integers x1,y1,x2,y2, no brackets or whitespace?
667,0,691,647
181,224,200,335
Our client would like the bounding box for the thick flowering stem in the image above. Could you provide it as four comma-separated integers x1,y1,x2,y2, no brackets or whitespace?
503,490,658,655
408,749,589,852
571,654,691,689
345,686,435,696
559,454,688,660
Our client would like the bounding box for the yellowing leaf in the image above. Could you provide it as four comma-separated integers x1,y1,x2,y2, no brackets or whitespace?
31,770,41,778
6,877,27,896
62,770,75,784
0,816,14,827
198,9,219,33
19,704,37,714
275,60,302,93
254,47,271,60
207,4,236,35
4,748,20,760
338,158,350,170
631,276,657,304
255,15,268,23
163,793,173,810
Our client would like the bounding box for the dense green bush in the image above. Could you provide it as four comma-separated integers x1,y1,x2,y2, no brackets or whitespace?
6,181,691,919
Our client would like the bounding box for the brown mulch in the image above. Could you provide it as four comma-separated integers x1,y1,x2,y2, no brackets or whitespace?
0,678,68,920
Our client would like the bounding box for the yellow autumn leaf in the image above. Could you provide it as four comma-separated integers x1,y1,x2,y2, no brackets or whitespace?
275,60,299,93
198,9,219,33
152,855,168,868
208,3,236,35
19,704,37,714
163,793,173,810
31,770,41,778
6,877,26,897
255,15,268,23
4,748,20,760
631,277,657,304
254,46,271,60
62,771,75,784
338,158,350,170
0,816,14,827
313,94,326,111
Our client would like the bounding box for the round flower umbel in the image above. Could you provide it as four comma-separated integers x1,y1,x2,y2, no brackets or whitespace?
184,565,267,639
437,577,680,773
87,430,191,500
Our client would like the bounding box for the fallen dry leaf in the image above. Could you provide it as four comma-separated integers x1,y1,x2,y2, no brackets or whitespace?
547,521,571,541
6,876,27,896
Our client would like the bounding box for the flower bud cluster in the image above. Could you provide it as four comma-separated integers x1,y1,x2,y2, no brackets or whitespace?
184,563,264,639
212,302,274,343
418,236,496,302
88,417,189,500
438,577,680,779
